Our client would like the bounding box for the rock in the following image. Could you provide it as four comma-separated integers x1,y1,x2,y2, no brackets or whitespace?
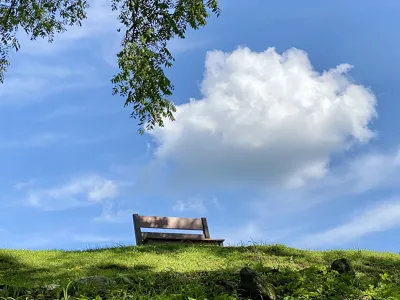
71,275,115,297
217,279,236,293
331,258,354,275
238,267,277,300
42,283,60,291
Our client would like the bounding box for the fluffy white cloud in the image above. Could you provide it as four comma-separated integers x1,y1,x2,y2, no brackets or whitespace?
149,47,377,188
297,197,400,247
26,174,118,210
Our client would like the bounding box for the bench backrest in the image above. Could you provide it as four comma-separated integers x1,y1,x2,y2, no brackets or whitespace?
133,214,211,245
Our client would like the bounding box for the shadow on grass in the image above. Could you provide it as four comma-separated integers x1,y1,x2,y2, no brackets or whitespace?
0,252,21,270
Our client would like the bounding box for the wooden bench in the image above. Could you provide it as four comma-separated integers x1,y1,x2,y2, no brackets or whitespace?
133,214,225,246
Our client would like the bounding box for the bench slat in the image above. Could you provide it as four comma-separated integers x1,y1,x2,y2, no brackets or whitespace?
142,232,206,240
139,215,203,230
143,239,224,245
145,237,225,242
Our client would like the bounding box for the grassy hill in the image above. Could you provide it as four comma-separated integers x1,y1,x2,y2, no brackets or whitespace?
1,244,400,299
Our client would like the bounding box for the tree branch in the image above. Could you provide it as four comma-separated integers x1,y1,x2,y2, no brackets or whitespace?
2,0,17,31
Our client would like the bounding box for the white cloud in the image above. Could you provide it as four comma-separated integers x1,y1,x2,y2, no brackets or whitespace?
224,222,264,245
2,133,67,148
277,148,400,208
12,236,52,249
72,234,124,243
213,222,304,246
0,61,102,103
19,0,119,55
25,174,119,210
149,47,377,189
93,201,134,223
3,0,203,102
39,105,85,121
0,131,116,149
2,0,115,103
172,196,221,214
173,197,207,213
296,197,400,247
326,148,400,194
88,181,118,202
246,147,400,233
0,227,128,249
14,179,36,190
168,37,205,54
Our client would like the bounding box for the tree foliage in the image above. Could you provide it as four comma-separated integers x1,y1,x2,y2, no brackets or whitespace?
0,0,220,133
0,0,88,81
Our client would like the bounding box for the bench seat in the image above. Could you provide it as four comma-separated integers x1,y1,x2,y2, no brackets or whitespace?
142,232,224,245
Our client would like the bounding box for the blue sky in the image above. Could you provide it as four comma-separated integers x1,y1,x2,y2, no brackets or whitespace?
1,0,400,251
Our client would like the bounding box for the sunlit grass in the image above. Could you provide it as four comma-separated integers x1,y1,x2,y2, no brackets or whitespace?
1,244,400,299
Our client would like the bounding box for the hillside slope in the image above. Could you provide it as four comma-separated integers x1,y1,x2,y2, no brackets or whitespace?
1,244,400,299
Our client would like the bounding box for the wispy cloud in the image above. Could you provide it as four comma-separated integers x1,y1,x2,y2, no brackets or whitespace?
14,179,36,190
172,196,221,214
5,232,55,249
253,148,400,216
24,174,119,211
325,148,400,195
72,234,125,244
173,197,207,214
2,133,67,148
0,61,103,104
39,104,126,122
0,131,120,149
0,228,128,249
168,37,206,55
19,0,119,56
39,105,85,121
3,0,204,104
93,201,134,223
295,197,400,248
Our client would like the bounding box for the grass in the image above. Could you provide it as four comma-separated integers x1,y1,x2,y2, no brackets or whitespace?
1,244,400,299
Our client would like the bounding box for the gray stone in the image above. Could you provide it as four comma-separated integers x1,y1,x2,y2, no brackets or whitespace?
238,267,277,300
217,279,236,293
331,258,354,275
42,283,60,291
